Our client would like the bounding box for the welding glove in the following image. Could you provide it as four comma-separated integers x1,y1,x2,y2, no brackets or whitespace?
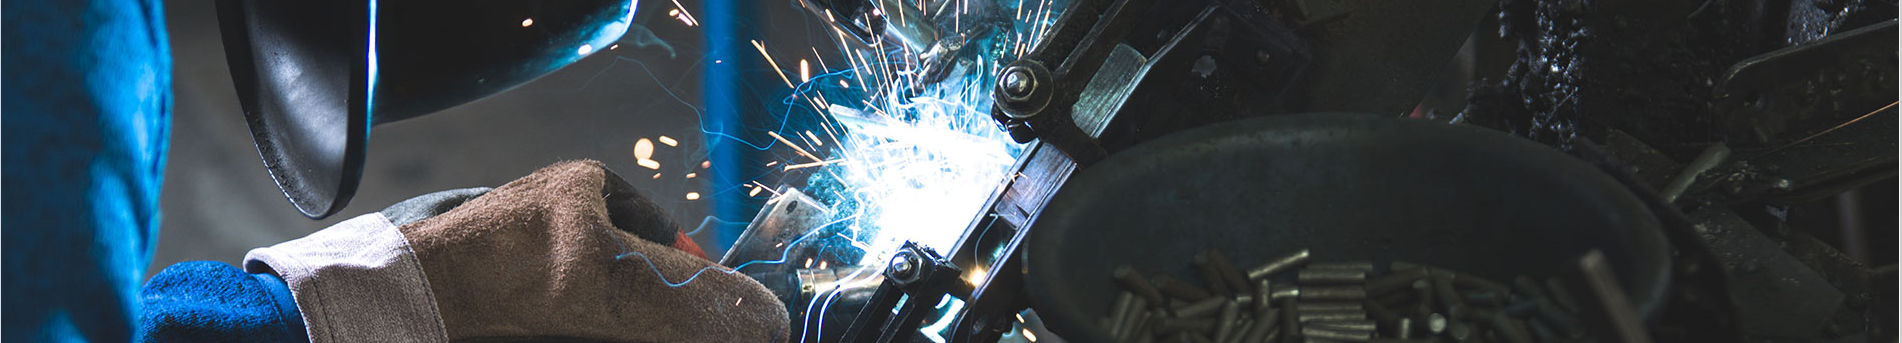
400,160,786,342
245,160,786,343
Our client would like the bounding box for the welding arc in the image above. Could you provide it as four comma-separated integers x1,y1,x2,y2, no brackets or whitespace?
1760,101,1897,156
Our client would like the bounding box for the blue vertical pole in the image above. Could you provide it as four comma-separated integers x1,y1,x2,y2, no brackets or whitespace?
702,0,759,256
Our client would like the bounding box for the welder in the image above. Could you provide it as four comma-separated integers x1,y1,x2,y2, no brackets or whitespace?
2,0,789,342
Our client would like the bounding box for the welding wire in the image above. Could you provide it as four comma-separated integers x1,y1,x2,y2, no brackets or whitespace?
1214,301,1242,343
1255,279,1275,312
1156,318,1218,334
1543,277,1582,313
1297,286,1367,302
1300,326,1373,342
1271,285,1300,301
1297,269,1366,285
1158,275,1214,301
1307,262,1376,271
1117,266,1170,306
1279,298,1300,343
1366,267,1431,295
1111,291,1137,337
1204,249,1253,293
1177,297,1228,318
1196,254,1236,296
1247,249,1312,280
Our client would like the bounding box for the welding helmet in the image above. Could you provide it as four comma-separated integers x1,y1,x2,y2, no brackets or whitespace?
217,0,635,219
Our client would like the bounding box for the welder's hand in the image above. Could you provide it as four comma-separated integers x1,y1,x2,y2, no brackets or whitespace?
397,160,788,342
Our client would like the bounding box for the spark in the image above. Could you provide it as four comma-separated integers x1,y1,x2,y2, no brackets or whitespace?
966,266,987,287
638,159,661,170
749,186,765,197
768,131,824,162
805,130,825,146
633,138,655,159
658,135,679,146
801,59,812,83
1022,329,1037,342
686,192,701,200
578,44,593,55
736,297,744,306
521,18,534,27
783,159,846,171
667,0,699,26
752,40,797,89
1762,101,1897,156
701,160,712,169
1016,313,1025,323
686,172,697,179
652,173,661,179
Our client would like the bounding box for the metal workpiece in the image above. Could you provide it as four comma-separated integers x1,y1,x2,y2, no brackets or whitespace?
1301,325,1374,342
1272,285,1301,301
1298,286,1368,302
1393,318,1412,339
1112,291,1138,337
1366,268,1430,295
1430,275,1463,313
1280,297,1302,343
1247,249,1313,280
1231,318,1260,343
1425,313,1447,334
1197,253,1237,296
1462,290,1505,308
1296,310,1367,323
1256,279,1276,311
1244,310,1281,343
1658,143,1730,203
1298,268,1368,285
1296,302,1363,313
1177,297,1228,318
1117,265,1170,306
1307,262,1376,271
1159,275,1215,301
1215,300,1243,342
1483,314,1536,343
1307,320,1377,332
1203,249,1254,295
1116,308,1153,342
1157,317,1219,334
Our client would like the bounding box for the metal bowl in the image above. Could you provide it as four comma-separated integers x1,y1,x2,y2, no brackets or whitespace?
1024,113,1671,342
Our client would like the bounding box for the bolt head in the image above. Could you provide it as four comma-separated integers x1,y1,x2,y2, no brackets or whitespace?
1002,69,1033,97
889,252,917,279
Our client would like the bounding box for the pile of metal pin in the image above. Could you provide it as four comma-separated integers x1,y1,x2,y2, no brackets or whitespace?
1101,248,1599,343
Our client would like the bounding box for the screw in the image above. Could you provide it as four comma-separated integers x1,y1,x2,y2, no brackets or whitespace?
889,252,917,280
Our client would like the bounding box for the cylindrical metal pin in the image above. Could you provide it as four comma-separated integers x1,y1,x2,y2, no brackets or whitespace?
1256,279,1275,311
1279,297,1300,343
1307,320,1377,332
1156,317,1217,334
1297,286,1367,302
1110,291,1137,337
1117,266,1169,306
1272,285,1300,301
1298,269,1367,285
1247,249,1312,280
1395,317,1413,339
1297,311,1366,323
1196,253,1235,296
1157,275,1213,301
1307,261,1375,271
1366,267,1430,295
1298,302,1363,313
1203,249,1252,293
1214,300,1242,343
1300,326,1373,342
1176,297,1227,318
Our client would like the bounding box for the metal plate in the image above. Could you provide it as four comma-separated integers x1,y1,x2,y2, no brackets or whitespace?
1023,113,1672,342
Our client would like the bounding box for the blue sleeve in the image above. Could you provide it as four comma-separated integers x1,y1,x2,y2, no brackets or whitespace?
138,261,308,343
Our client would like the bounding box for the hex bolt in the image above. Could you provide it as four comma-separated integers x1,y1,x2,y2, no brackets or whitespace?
888,252,917,281
1247,249,1312,280
1116,265,1169,306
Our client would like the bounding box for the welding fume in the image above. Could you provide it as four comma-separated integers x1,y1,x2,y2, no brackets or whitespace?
3,0,1896,342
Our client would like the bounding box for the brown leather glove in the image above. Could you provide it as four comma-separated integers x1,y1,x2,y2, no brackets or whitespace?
398,160,788,342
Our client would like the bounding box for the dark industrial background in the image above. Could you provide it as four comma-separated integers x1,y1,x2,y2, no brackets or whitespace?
152,0,755,277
